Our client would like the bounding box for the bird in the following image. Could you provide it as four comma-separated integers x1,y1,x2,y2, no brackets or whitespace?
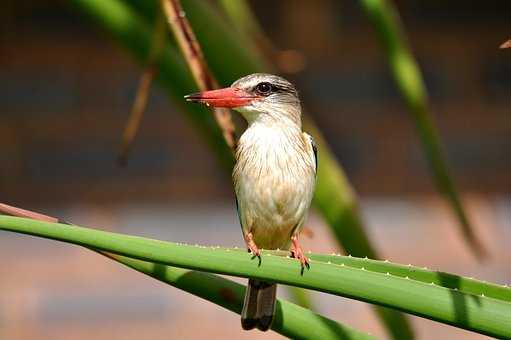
185,73,316,332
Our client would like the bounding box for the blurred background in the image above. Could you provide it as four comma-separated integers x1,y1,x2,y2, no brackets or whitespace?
1,0,510,339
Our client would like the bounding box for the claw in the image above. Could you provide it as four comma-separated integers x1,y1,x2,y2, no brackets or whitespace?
244,232,262,266
291,235,310,275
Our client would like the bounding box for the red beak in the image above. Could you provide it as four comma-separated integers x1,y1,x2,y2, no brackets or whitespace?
185,87,258,108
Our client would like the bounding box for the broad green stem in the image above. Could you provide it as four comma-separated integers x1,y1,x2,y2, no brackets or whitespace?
0,216,509,338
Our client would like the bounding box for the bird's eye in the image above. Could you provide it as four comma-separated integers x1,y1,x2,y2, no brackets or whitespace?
255,82,272,95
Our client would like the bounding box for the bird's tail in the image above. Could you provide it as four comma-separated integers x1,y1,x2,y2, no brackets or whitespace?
241,279,277,331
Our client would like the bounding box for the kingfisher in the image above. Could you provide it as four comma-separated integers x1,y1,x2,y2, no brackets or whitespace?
185,73,317,332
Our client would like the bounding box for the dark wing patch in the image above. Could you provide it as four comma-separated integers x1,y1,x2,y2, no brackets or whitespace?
310,135,318,175
235,193,243,227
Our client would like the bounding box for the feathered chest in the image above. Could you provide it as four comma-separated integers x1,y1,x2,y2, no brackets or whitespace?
232,124,316,249
233,125,314,189
234,125,314,217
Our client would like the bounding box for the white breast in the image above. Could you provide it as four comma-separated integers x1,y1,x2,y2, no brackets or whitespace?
233,123,316,250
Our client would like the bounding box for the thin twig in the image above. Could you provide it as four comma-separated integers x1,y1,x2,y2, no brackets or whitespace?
161,0,237,152
0,203,59,223
118,11,166,166
118,67,156,165
500,39,511,49
0,202,113,261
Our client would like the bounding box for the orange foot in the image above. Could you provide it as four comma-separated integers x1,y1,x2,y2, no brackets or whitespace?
244,232,261,265
291,235,310,274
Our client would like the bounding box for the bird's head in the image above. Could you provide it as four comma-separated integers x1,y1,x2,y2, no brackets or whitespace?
185,73,301,126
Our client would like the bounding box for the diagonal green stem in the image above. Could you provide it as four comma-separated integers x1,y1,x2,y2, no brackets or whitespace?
0,216,510,338
359,0,486,258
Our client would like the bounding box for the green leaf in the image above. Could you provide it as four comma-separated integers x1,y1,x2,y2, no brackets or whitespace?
107,254,372,339
309,253,511,302
359,0,486,258
1,216,510,338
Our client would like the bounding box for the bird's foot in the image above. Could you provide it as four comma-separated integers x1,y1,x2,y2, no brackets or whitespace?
247,243,261,258
244,232,262,266
291,235,310,275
